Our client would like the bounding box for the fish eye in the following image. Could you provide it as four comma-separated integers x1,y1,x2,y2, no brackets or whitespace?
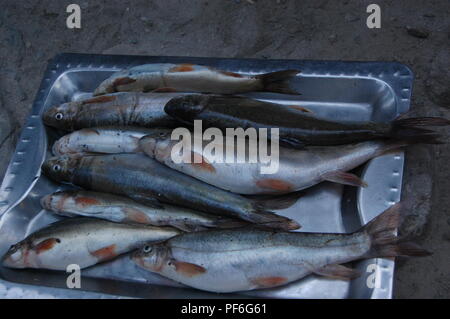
52,164,61,172
143,245,152,253
55,113,64,120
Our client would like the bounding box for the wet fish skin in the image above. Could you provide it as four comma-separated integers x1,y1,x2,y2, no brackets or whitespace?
140,132,401,194
133,204,431,293
43,92,182,131
164,95,449,148
52,127,165,156
41,190,247,232
94,63,300,96
1,218,181,270
41,154,299,230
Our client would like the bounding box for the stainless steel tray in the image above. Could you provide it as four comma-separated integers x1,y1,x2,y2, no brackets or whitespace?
0,53,413,299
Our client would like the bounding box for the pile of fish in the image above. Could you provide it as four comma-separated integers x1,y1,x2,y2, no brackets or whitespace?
3,63,447,294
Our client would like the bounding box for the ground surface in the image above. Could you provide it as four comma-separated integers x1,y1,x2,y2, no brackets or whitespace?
0,0,449,298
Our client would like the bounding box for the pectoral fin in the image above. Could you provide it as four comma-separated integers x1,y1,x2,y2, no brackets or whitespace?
171,260,206,277
314,264,361,280
127,194,165,209
322,171,368,188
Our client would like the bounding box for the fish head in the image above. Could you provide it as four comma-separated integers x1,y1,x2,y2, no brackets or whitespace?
2,241,31,269
139,129,173,158
52,134,73,156
43,102,78,129
132,244,170,272
40,191,74,214
40,193,55,210
41,156,79,183
164,94,209,121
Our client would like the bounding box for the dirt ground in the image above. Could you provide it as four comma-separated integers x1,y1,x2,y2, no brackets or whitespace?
0,0,449,298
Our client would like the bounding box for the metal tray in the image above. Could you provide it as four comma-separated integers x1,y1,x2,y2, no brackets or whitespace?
0,53,413,299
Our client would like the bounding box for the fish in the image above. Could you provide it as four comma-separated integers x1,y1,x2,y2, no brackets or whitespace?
93,63,300,96
132,203,431,293
164,94,450,149
1,217,181,270
41,154,300,230
140,130,414,194
43,92,183,131
52,127,158,156
41,190,247,232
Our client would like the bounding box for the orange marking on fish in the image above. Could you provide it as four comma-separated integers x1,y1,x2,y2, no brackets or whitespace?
172,260,206,277
220,71,243,78
189,152,216,173
123,207,151,224
34,238,60,254
169,64,195,72
113,77,137,88
90,244,117,261
82,95,116,105
288,105,312,113
75,196,101,207
256,179,295,192
56,193,70,213
251,276,287,288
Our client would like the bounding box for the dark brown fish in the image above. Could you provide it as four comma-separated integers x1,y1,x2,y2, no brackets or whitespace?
164,95,449,149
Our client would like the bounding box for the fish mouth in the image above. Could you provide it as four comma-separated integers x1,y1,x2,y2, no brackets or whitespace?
1,254,14,268
40,194,53,210
138,136,157,158
1,244,25,268
52,138,67,156
130,250,145,267
42,107,56,123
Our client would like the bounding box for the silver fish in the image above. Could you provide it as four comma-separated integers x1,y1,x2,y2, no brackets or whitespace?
2,218,180,270
52,127,157,156
139,130,407,194
132,203,431,293
94,63,300,96
41,190,247,232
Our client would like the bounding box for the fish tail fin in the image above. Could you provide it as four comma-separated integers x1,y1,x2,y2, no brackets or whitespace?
363,203,432,258
250,206,301,231
389,116,449,144
256,69,301,95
